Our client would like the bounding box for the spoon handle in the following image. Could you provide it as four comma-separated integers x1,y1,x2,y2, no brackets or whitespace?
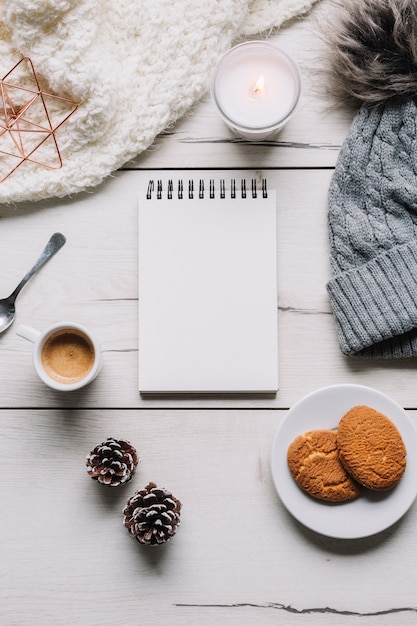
10,232,66,300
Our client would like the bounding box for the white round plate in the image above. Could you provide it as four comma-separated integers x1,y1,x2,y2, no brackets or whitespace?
271,384,417,539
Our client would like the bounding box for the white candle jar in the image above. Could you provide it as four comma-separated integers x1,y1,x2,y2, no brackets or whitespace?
211,41,302,140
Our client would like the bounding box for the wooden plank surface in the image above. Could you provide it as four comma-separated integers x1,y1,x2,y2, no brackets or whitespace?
2,409,417,626
1,169,417,409
2,2,417,625
133,0,355,170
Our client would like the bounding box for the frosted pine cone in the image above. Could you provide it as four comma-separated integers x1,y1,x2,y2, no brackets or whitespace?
123,482,182,545
86,437,139,487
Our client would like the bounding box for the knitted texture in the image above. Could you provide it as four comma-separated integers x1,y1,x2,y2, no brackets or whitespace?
327,100,417,358
0,0,320,203
239,0,320,35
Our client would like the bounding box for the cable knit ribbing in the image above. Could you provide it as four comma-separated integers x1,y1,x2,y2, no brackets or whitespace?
327,99,417,357
0,0,320,203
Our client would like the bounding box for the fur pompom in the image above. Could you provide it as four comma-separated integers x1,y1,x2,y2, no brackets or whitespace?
321,0,417,106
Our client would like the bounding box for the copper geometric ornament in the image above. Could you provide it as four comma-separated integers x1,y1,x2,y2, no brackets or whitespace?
0,57,79,182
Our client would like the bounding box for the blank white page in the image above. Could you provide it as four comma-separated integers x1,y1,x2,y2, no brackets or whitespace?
138,176,278,394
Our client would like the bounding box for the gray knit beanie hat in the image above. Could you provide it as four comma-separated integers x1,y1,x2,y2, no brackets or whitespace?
324,0,417,358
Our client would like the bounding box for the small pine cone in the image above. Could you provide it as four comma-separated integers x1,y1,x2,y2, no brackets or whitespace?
123,482,182,545
86,437,139,487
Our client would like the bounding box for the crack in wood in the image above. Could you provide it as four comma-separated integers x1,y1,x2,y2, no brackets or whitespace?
102,348,138,353
279,305,332,315
174,602,417,616
95,298,138,302
176,137,341,151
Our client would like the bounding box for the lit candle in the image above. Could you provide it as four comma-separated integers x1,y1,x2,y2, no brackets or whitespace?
211,41,302,140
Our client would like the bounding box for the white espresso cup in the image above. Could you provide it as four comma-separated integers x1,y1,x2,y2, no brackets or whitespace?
17,321,102,391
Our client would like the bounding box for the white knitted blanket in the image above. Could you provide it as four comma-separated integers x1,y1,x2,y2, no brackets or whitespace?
0,0,319,203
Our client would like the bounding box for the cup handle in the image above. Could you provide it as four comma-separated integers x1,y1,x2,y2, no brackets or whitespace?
16,324,41,344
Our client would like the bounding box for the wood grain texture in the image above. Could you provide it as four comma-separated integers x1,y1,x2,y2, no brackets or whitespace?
1,409,417,626
1,3,417,624
133,1,355,170
1,170,417,409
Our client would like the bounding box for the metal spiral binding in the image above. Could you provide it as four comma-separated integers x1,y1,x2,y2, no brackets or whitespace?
146,180,154,199
231,179,236,198
146,178,268,199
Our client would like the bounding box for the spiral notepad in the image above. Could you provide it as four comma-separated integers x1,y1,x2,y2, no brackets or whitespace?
138,172,278,394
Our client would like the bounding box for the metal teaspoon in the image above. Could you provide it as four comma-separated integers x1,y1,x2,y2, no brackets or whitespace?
0,232,66,334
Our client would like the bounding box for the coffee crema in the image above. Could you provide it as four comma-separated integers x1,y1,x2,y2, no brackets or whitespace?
41,329,95,384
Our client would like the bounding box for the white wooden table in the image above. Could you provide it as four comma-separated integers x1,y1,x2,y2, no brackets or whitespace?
2,3,417,625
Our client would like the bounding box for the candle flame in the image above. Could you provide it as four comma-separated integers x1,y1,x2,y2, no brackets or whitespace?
254,75,265,94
